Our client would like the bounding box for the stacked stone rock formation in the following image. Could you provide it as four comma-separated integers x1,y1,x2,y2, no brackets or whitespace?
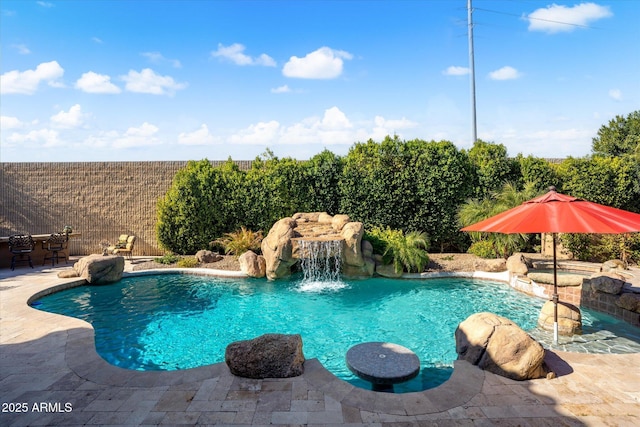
261,212,375,280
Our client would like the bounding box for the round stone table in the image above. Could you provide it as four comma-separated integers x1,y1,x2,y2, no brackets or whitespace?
346,342,420,392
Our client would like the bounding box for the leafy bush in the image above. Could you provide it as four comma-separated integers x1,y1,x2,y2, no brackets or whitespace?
155,254,180,264
340,136,474,251
176,256,199,268
467,240,500,259
156,159,240,254
214,226,263,257
367,226,430,273
561,233,640,264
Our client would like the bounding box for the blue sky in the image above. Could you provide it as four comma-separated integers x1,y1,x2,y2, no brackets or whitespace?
1,0,638,162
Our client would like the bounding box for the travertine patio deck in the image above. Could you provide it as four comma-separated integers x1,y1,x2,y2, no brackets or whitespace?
1,260,639,426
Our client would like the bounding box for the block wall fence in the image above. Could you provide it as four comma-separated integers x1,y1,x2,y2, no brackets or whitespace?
0,161,253,257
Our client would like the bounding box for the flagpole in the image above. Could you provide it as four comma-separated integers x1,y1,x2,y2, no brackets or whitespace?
468,0,477,144
552,233,559,344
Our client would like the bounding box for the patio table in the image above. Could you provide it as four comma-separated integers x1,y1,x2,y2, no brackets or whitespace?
346,342,420,392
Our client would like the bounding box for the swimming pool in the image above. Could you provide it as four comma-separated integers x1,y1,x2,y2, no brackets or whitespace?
31,273,639,393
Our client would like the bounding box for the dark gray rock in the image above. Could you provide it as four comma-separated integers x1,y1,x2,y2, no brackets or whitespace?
590,273,625,295
225,333,305,379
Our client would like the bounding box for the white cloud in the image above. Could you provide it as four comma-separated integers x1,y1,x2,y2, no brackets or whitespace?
142,52,182,68
75,71,121,94
282,47,353,79
50,104,85,129
37,1,54,8
370,116,418,141
11,44,31,55
178,124,219,145
489,66,521,80
527,3,613,34
279,107,363,145
113,122,160,148
271,85,291,94
121,68,187,95
1,116,26,129
211,43,276,67
608,89,622,101
92,37,103,44
7,128,61,148
0,61,64,94
230,120,281,144
443,66,470,76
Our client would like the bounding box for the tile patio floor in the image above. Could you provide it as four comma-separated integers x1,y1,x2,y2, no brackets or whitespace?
1,260,639,426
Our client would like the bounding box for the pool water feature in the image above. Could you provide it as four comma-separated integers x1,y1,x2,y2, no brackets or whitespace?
32,274,640,393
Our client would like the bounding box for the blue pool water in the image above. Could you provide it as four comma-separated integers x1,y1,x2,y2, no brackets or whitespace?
31,274,637,392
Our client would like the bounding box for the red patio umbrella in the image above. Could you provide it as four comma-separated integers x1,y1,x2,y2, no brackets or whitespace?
461,186,640,343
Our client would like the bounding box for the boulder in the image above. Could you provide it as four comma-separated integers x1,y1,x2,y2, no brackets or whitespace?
537,301,582,335
331,214,351,231
375,263,403,278
474,258,507,272
238,251,266,278
602,259,627,272
455,312,548,381
57,269,80,278
590,273,625,295
261,218,298,280
506,254,530,275
195,250,223,264
527,272,584,287
73,255,124,284
225,333,305,379
617,293,640,313
341,222,365,268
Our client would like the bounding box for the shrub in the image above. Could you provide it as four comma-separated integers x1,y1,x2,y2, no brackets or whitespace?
467,240,500,259
561,232,640,264
156,159,239,254
155,254,180,264
176,256,199,268
214,226,263,257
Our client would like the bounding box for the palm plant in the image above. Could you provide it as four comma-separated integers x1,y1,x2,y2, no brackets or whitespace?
367,227,430,273
458,182,541,258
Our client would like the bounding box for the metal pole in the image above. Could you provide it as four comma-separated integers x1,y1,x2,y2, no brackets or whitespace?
552,233,559,344
468,0,477,145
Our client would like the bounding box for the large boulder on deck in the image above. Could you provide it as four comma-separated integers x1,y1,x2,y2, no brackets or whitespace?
537,301,582,335
74,254,124,284
455,312,548,380
225,333,305,379
239,250,266,278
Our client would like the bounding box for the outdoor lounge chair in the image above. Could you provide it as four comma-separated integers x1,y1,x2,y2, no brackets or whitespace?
108,235,136,259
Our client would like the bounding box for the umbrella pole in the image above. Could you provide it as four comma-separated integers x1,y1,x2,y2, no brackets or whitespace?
552,233,559,345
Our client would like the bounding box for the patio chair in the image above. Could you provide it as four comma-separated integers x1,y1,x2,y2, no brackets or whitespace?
108,235,136,259
42,233,69,266
8,234,35,270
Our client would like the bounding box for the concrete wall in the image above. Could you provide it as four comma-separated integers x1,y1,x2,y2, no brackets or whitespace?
1,161,252,257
